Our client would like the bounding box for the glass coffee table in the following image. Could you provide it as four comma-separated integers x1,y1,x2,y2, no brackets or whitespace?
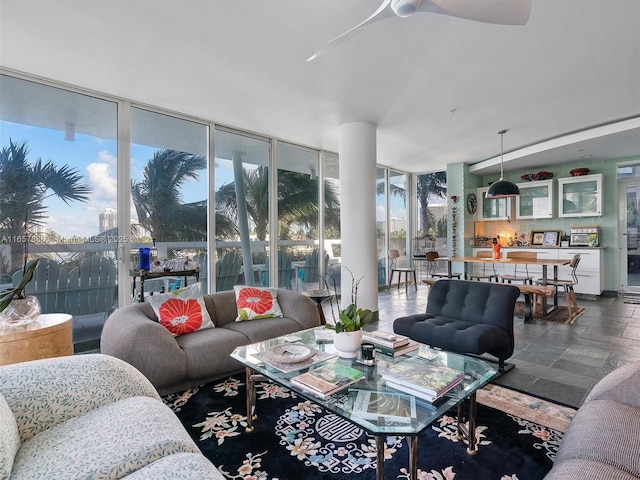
231,327,498,480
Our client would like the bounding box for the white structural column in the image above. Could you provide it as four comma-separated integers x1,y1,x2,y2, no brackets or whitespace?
338,122,378,313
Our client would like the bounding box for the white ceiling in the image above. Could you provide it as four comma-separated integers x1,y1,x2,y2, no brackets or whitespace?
1,0,639,175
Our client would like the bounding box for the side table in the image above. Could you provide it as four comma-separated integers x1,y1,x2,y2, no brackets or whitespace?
130,268,200,301
301,289,333,325
0,313,73,366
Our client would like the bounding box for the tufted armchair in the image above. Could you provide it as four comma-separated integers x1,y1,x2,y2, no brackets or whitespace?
0,354,223,479
393,279,520,370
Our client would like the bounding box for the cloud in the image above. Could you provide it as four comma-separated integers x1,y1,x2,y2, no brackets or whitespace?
86,150,117,205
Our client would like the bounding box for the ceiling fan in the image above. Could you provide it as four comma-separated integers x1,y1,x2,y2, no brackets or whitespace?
306,0,532,61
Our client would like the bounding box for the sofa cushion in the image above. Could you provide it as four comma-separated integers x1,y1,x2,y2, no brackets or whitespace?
554,399,640,478
394,314,513,360
585,360,640,408
125,453,225,479
234,286,283,320
148,283,214,335
544,458,639,480
0,393,20,480
11,396,202,480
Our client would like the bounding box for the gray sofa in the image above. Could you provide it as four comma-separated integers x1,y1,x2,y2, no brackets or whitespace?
101,289,321,395
544,360,640,479
0,354,223,479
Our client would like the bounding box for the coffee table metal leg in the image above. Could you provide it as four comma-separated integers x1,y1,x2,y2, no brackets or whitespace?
456,392,479,455
375,436,385,480
245,367,265,433
408,435,418,480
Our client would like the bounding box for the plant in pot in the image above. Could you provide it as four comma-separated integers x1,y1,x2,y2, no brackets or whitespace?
325,266,373,357
0,258,40,326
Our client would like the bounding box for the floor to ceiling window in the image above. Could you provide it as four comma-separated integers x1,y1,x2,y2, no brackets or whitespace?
130,107,208,294
324,153,341,290
415,171,448,256
0,74,118,336
376,167,388,286
214,127,271,292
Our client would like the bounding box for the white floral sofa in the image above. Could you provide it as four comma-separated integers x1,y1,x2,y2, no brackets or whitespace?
0,354,224,479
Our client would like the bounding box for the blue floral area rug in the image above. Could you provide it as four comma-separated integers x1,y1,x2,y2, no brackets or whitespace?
164,377,565,480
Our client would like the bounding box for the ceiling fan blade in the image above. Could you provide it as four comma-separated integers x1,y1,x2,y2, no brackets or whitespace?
306,0,393,61
423,0,531,25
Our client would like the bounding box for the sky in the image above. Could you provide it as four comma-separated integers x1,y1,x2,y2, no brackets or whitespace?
1,120,416,239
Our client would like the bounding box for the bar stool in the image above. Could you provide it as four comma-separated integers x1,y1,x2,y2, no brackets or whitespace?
426,251,461,279
387,249,417,293
467,250,499,282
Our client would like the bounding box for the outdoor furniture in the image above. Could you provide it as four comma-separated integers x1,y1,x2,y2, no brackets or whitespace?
536,253,581,321
387,249,417,293
393,279,520,370
215,252,242,291
261,250,295,289
298,249,329,288
499,251,537,284
467,250,499,282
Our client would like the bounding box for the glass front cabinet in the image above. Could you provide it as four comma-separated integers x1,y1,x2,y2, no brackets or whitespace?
477,187,512,221
515,179,554,219
558,173,602,217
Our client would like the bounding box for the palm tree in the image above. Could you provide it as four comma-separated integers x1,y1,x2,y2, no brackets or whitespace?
131,149,237,241
216,166,340,241
416,172,447,236
0,139,91,273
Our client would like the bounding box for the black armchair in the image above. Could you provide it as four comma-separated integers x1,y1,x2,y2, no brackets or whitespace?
393,279,520,370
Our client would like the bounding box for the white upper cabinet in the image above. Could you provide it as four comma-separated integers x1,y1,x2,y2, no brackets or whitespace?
558,174,602,217
515,179,554,219
477,187,512,221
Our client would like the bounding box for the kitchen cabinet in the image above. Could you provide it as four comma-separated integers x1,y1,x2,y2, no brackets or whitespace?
558,174,602,217
515,179,554,219
477,187,512,221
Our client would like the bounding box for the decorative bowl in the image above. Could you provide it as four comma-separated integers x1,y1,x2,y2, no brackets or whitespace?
537,171,553,180
570,168,590,176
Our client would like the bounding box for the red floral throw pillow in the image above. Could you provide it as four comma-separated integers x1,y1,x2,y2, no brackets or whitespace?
234,286,283,321
148,283,214,336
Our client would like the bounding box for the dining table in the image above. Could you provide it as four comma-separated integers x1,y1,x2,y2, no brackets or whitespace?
437,256,571,315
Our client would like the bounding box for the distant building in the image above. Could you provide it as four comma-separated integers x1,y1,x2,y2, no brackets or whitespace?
99,208,117,233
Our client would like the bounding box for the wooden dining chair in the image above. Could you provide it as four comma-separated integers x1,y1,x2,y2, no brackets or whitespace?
387,249,417,293
535,254,581,320
499,251,537,285
467,250,499,282
426,251,461,279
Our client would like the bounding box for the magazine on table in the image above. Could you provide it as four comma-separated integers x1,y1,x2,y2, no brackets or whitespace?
373,339,420,358
351,390,417,423
362,330,410,349
291,362,365,398
380,357,465,401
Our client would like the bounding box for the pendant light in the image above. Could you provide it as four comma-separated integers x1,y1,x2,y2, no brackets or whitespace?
486,129,520,198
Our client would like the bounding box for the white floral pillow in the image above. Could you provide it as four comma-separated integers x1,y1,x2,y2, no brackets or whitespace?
147,283,214,335
234,286,283,321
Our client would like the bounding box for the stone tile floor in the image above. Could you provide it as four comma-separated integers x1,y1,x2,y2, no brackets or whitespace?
324,283,640,408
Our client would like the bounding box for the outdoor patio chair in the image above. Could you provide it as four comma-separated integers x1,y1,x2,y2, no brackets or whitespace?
215,252,242,291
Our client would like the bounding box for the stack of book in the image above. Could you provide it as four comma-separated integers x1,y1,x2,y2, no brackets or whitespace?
380,357,465,402
362,330,419,357
291,363,365,398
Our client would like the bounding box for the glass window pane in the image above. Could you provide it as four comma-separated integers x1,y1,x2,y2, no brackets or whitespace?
376,167,387,286
214,128,270,291
1,74,118,350
130,107,208,293
416,172,447,255
324,153,341,290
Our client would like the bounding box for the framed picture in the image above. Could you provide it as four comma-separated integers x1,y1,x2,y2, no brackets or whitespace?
530,231,545,245
530,230,562,246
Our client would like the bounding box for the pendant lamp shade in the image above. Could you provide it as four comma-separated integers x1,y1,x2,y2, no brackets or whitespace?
486,130,519,198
